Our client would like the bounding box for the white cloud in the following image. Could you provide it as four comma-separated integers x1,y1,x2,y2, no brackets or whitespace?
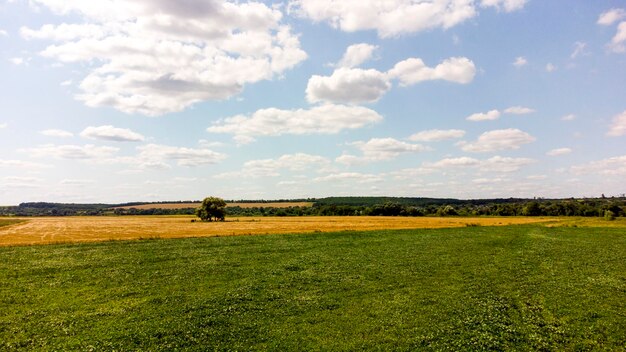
306,68,391,104
571,41,588,59
388,57,476,85
80,125,145,142
337,43,378,68
598,8,626,26
136,144,226,167
217,153,330,178
545,63,557,72
314,172,382,184
466,109,500,121
289,0,524,38
207,104,383,143
547,147,572,156
607,21,626,53
424,157,481,169
512,56,527,68
354,138,429,158
0,159,51,169
21,144,119,160
571,155,626,176
0,123,7,129
60,80,72,86
481,156,534,172
308,55,475,104
459,128,535,152
607,110,626,136
481,0,527,13
40,129,74,137
423,155,534,173
408,129,466,142
9,57,24,65
23,0,308,116
60,179,95,185
504,106,535,114
0,29,8,37
561,114,576,121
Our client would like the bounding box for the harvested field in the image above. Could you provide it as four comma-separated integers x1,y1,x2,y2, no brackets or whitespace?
112,202,314,210
0,216,564,247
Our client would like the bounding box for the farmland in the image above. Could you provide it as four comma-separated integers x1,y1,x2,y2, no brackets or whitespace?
0,215,565,247
1,225,625,350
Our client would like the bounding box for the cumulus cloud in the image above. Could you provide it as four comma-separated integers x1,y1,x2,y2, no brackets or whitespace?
289,0,525,38
207,104,383,144
561,114,576,121
607,21,626,53
337,43,378,68
388,57,476,86
314,172,382,184
337,138,429,165
22,0,308,116
466,109,501,121
607,110,626,136
80,125,145,142
504,106,535,114
545,63,557,72
481,156,534,172
423,155,534,173
408,129,466,142
424,157,480,169
481,0,527,13
306,68,391,104
547,147,572,156
307,55,475,104
21,144,119,160
0,29,8,37
598,8,626,26
9,57,24,65
354,138,429,158
0,159,51,169
458,128,535,152
216,153,330,178
512,56,527,67
40,129,73,137
571,155,626,176
136,144,226,167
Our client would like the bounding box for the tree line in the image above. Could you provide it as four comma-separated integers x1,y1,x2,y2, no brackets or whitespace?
0,197,624,218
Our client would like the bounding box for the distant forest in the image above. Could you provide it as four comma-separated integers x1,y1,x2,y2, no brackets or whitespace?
1,196,624,218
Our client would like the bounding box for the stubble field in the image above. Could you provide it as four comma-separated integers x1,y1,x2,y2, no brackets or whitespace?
0,215,564,247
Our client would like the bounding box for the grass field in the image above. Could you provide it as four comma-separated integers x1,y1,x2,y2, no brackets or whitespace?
113,202,314,210
1,225,625,350
0,216,564,246
0,219,23,228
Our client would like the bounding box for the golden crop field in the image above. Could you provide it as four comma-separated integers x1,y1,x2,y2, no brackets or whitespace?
113,202,314,210
0,215,574,247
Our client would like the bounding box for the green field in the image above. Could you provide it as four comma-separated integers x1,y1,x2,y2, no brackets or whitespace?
0,219,23,228
1,225,625,350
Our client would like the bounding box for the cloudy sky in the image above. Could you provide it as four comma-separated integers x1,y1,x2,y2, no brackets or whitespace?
0,0,625,204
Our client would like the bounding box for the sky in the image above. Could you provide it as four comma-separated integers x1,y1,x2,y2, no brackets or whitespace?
0,0,625,204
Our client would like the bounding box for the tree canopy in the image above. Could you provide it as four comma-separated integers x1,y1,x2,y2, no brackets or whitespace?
196,197,226,222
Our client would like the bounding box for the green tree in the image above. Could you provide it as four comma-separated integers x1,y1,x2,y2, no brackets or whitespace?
196,197,226,222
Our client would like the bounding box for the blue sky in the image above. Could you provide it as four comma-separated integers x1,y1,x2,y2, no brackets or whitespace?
0,0,625,204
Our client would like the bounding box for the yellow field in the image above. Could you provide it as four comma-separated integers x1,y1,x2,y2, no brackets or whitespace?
113,202,314,210
0,216,572,247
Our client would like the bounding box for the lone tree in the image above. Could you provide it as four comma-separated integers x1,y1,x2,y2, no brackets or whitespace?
196,196,226,222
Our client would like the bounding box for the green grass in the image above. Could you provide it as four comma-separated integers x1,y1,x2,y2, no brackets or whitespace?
1,225,625,351
0,219,23,228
